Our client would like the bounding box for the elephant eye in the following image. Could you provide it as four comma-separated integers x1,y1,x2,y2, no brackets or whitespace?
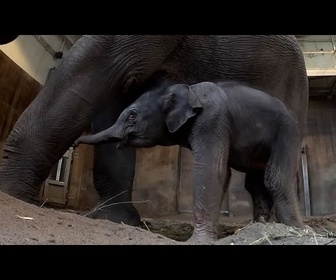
128,111,137,124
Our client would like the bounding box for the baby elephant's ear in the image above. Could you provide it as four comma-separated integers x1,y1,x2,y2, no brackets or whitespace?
163,84,203,133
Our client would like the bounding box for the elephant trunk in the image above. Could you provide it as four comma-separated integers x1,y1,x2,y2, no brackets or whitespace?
75,125,123,146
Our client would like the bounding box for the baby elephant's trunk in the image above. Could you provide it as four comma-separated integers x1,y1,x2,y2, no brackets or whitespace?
74,125,122,147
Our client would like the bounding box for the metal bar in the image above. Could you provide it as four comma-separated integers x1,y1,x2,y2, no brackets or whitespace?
307,69,336,77
61,35,81,47
179,210,230,215
62,147,74,205
56,35,72,50
33,35,56,58
330,79,336,94
301,145,311,216
47,180,65,186
331,35,336,52
303,51,335,54
55,158,63,181
297,38,334,42
175,147,182,213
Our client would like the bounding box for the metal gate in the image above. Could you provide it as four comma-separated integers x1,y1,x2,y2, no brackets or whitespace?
41,148,74,205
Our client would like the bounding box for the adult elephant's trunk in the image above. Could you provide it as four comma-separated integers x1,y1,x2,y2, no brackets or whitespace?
0,35,179,203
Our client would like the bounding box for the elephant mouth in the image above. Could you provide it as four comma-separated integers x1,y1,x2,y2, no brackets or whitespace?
116,133,155,149
116,138,129,149
116,133,134,149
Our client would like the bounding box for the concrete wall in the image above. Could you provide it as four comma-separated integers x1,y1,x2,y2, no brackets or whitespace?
296,35,336,76
0,35,69,85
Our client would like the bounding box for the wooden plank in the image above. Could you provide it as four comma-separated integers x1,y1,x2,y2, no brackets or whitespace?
67,145,85,208
132,146,180,217
77,143,98,210
305,98,336,215
0,50,41,142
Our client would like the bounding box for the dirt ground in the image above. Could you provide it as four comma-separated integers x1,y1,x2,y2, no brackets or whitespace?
1,190,336,245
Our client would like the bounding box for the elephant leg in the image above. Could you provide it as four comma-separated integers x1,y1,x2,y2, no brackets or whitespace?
264,127,303,228
244,171,273,223
86,102,141,226
264,165,303,228
88,143,140,226
187,141,230,243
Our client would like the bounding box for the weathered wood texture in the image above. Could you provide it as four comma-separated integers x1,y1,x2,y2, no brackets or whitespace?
68,143,98,210
305,98,336,215
132,146,180,217
0,50,41,159
132,139,309,219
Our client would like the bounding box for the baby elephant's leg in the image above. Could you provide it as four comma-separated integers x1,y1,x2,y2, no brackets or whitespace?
245,172,273,223
187,143,230,243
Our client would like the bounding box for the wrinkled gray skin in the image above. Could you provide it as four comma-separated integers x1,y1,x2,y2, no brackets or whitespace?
0,36,308,229
74,81,304,242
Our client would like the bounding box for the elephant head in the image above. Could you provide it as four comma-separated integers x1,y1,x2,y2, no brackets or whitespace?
74,84,204,148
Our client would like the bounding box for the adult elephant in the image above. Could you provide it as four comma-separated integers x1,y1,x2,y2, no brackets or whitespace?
0,36,309,231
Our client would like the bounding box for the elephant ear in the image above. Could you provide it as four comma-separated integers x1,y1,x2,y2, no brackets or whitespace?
163,84,203,133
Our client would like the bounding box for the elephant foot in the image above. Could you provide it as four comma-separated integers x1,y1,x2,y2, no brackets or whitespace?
253,205,278,224
254,216,267,224
85,200,141,226
186,224,218,244
253,211,274,224
302,225,316,234
186,231,218,244
281,219,305,229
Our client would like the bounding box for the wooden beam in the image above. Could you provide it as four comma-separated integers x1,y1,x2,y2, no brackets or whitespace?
307,69,336,76
331,78,336,93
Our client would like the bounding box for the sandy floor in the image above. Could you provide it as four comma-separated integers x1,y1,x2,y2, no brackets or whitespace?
0,190,335,245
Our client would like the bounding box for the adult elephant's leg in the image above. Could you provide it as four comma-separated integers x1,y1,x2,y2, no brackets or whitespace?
87,104,140,226
264,125,303,228
244,172,273,223
0,37,111,203
0,35,180,203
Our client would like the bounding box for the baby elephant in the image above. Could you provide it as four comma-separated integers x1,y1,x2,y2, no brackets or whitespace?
74,81,303,242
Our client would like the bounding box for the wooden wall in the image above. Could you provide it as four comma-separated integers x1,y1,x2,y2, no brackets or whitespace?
0,50,41,158
130,146,254,219
305,97,336,216
132,146,180,217
68,143,98,210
